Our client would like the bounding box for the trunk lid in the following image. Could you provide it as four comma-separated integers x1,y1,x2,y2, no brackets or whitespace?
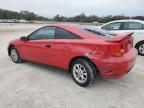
105,33,133,42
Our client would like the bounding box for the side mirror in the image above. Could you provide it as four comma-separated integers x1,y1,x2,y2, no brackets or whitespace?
20,36,29,41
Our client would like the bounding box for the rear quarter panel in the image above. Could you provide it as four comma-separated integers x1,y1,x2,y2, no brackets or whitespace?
65,40,109,69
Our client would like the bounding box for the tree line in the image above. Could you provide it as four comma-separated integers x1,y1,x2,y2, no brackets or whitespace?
0,9,144,23
0,9,48,21
53,13,144,23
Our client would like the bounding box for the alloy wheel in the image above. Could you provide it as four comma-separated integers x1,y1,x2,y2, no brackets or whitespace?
72,64,88,83
139,43,144,55
11,49,19,62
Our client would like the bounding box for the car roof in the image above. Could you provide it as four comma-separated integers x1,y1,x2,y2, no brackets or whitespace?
105,19,144,24
48,24,103,40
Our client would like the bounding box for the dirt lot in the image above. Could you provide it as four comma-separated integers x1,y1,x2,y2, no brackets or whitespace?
0,24,144,108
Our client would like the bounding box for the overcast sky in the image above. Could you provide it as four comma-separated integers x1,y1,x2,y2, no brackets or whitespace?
0,0,144,17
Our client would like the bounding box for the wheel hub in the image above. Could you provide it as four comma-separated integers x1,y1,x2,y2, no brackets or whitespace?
139,44,144,54
72,64,87,83
11,49,18,62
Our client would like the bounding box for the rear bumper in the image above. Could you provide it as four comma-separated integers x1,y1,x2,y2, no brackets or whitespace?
92,48,138,78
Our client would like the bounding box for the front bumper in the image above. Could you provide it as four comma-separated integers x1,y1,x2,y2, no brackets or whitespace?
92,48,138,78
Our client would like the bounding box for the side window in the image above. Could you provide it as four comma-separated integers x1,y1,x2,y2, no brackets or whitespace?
124,22,143,30
55,28,81,39
29,27,55,40
102,22,122,30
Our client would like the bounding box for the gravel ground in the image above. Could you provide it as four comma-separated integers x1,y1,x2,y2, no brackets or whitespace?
0,24,144,108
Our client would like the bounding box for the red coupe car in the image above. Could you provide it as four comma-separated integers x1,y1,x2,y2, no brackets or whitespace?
8,24,137,87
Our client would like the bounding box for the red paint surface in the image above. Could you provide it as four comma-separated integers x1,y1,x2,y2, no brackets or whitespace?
8,24,137,78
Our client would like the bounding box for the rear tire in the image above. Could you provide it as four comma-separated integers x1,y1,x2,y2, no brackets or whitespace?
70,59,96,87
136,41,144,56
10,47,24,63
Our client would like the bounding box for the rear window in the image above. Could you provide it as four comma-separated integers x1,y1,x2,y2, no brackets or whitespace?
77,25,117,37
124,22,144,30
84,28,116,36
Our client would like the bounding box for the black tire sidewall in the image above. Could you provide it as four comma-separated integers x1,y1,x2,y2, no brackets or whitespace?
136,41,144,56
71,59,94,87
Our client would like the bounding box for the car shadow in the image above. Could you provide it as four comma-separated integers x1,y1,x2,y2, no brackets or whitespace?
23,61,71,78
13,60,136,89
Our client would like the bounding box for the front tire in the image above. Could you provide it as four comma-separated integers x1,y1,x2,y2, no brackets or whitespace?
136,41,144,56
70,59,95,87
10,47,23,63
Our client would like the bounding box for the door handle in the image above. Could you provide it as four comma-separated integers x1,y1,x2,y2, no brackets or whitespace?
45,45,51,48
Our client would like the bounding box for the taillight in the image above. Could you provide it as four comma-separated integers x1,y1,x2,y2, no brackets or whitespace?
107,33,133,57
110,44,124,57
122,39,133,52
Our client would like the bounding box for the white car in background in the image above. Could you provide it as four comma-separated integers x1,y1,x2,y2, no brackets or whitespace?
99,20,144,56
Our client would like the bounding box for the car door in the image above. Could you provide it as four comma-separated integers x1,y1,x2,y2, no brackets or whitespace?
19,26,56,64
123,22,144,45
49,27,82,68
